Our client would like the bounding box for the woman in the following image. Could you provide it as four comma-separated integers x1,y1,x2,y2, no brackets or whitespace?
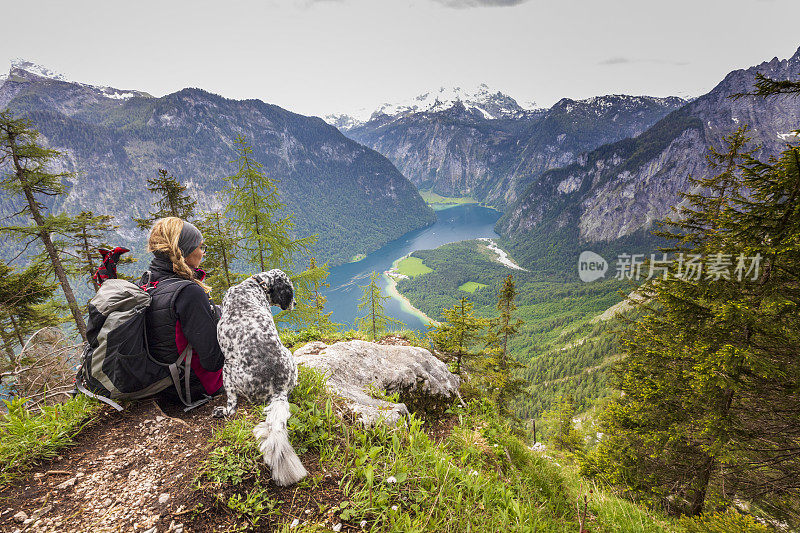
140,217,224,404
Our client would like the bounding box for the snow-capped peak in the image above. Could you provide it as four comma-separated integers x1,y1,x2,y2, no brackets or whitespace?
374,83,538,119
6,59,151,101
10,59,70,82
324,83,540,130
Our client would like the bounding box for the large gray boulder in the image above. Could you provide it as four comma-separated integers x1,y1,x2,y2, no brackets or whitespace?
294,340,460,427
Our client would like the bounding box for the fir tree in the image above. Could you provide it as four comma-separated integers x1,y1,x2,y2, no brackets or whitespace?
280,257,337,330
0,111,87,341
482,275,527,415
222,135,315,272
484,274,527,417
65,211,134,292
134,168,198,230
430,297,487,375
0,260,63,364
594,101,800,522
543,394,583,452
356,272,403,340
732,71,800,98
197,211,241,303
306,257,337,332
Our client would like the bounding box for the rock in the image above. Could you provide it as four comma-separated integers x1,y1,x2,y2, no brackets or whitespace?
56,477,76,490
30,505,51,521
12,511,27,523
158,493,170,504
295,340,460,427
293,341,328,356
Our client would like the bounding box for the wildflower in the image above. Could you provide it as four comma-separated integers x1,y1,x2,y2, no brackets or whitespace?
290,519,300,528
386,476,397,484
391,505,399,511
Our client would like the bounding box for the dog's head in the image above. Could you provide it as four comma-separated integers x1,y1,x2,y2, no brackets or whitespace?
254,269,296,311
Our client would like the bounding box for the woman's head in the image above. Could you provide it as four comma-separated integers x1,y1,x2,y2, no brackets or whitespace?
148,217,209,290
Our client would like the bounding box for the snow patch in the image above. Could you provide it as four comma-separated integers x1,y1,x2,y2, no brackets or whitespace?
777,131,799,141
10,58,69,81
98,87,140,100
337,83,541,123
8,59,149,101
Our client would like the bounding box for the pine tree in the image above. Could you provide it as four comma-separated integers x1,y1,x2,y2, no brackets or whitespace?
222,136,315,272
482,275,527,415
0,260,63,365
543,394,583,452
594,114,800,522
134,168,198,229
197,211,241,303
0,111,87,341
64,211,134,292
304,257,337,332
356,271,403,340
430,297,487,375
280,257,338,330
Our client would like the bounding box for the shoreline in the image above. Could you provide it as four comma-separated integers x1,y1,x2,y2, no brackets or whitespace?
384,256,441,327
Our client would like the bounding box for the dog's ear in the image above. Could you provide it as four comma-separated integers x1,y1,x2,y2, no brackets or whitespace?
264,270,295,311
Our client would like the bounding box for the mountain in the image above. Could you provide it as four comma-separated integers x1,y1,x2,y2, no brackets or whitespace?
498,47,800,271
324,83,539,130
0,61,435,266
333,87,684,208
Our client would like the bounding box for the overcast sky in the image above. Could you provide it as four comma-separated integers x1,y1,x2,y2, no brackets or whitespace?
1,0,799,118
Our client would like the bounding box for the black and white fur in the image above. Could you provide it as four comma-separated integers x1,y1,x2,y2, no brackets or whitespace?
213,270,307,486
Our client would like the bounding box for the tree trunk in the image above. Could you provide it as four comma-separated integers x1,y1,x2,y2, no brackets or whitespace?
8,313,24,347
689,455,714,515
216,214,232,288
10,137,87,342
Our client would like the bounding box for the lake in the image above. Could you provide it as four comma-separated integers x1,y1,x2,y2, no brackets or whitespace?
321,204,502,331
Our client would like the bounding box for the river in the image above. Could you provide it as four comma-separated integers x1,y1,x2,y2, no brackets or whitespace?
321,204,502,331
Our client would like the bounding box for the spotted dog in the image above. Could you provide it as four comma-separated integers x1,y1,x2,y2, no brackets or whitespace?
213,269,307,486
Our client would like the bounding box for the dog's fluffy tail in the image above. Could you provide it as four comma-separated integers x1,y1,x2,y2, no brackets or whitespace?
253,398,307,486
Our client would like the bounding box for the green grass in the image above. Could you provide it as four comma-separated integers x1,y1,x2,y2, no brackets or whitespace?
419,189,478,208
199,365,680,532
0,395,100,486
395,257,433,277
458,281,488,293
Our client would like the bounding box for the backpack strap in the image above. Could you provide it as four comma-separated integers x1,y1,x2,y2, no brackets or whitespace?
166,343,212,412
75,378,124,411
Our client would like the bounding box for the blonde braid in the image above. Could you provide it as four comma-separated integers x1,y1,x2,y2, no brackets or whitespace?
148,217,210,292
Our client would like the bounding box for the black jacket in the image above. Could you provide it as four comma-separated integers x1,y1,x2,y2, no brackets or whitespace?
140,253,224,399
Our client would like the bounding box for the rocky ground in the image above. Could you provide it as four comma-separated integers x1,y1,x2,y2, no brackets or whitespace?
0,337,459,533
0,397,350,533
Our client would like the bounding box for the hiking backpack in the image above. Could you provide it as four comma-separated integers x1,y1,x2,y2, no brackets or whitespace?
75,276,212,411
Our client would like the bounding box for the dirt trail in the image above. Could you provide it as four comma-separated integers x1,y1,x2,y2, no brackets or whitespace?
0,397,346,533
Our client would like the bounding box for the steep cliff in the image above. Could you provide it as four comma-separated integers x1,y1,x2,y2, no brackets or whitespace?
339,89,684,208
499,47,800,269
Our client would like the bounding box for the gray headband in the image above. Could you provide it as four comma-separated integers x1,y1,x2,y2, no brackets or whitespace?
177,221,203,257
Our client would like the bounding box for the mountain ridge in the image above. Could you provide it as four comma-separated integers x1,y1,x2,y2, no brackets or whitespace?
498,46,800,270
0,63,435,267
339,91,685,208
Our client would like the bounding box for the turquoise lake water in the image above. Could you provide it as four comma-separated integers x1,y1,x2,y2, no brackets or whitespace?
321,204,502,331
